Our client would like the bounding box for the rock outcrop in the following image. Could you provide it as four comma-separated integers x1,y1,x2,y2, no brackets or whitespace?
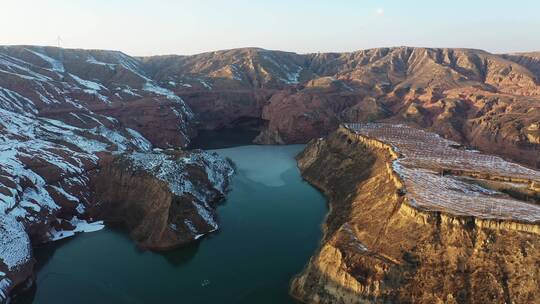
291,125,540,304
91,150,233,250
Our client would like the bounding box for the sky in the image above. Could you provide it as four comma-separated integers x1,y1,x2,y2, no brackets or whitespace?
1,0,539,56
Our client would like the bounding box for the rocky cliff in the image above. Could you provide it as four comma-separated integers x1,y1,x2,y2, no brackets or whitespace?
91,150,233,250
291,125,540,304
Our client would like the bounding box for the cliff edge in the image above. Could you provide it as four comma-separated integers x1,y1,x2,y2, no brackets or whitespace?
291,124,540,304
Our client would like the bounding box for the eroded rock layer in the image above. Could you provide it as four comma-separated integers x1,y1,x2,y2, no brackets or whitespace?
291,125,540,304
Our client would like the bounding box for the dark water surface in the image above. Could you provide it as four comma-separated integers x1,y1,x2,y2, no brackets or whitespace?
189,127,261,150
17,144,327,304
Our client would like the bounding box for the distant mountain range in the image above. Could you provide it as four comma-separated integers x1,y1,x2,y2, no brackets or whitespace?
1,46,539,166
147,47,540,167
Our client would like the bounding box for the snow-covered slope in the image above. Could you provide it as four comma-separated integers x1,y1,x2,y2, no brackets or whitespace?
0,46,232,302
0,46,193,147
0,107,153,301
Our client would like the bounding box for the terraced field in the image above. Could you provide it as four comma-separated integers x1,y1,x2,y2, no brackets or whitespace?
345,123,540,224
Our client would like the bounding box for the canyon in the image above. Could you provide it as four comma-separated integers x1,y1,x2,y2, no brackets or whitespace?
0,45,539,303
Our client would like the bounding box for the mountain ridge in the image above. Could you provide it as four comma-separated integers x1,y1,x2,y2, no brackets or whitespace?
1,45,538,168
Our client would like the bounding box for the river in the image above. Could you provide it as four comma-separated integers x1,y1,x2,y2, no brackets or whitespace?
16,140,327,303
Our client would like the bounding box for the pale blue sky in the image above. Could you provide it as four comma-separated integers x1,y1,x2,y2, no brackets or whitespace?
1,0,539,56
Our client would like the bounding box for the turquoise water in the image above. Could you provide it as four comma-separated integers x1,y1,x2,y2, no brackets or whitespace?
17,145,327,304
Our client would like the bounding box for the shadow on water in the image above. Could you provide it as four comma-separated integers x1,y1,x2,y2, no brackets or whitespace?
189,127,260,150
158,241,201,267
15,223,203,304
104,224,203,268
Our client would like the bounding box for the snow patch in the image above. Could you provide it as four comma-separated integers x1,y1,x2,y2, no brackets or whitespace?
49,217,105,241
86,56,115,70
198,79,213,90
143,82,183,102
0,276,12,301
69,73,107,91
0,216,31,270
25,48,65,73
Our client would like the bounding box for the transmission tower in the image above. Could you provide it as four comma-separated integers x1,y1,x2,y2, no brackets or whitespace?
56,36,63,48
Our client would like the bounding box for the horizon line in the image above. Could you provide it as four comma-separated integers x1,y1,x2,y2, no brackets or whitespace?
2,44,538,58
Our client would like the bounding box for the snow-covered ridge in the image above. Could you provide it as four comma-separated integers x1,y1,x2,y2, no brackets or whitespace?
0,46,193,119
261,52,303,84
